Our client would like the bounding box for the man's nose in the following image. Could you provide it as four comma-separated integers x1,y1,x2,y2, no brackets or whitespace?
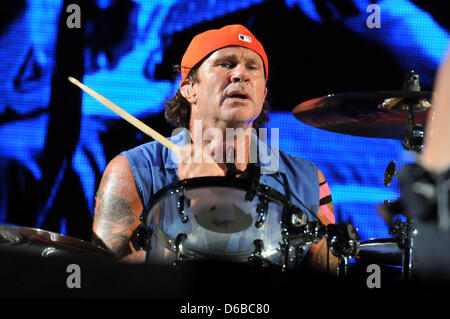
230,63,249,83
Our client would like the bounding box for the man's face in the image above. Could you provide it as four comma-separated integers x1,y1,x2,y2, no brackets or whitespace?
190,46,267,127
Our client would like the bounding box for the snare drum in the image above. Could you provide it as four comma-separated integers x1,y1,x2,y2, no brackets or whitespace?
140,177,310,268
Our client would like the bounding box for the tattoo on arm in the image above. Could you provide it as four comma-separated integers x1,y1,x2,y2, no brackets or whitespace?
94,176,138,258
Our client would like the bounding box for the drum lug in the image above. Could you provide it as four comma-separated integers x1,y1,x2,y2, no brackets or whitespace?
293,245,305,266
252,239,264,255
172,233,188,266
255,197,268,228
290,205,307,226
278,238,289,271
135,224,150,251
177,195,190,223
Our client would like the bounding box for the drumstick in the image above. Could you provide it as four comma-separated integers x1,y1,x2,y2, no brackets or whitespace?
68,76,180,154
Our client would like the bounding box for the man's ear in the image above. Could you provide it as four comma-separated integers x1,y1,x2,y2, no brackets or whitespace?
180,79,197,104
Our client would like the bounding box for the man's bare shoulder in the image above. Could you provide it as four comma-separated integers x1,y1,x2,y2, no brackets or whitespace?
104,154,133,177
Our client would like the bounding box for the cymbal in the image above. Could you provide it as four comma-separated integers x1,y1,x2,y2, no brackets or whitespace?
0,224,114,259
293,91,432,139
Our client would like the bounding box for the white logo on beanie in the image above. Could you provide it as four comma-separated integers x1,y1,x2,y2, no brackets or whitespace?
238,34,252,43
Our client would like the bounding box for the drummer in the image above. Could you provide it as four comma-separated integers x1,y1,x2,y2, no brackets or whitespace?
92,25,338,273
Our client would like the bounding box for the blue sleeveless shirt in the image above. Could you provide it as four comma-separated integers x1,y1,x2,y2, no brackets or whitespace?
121,129,320,222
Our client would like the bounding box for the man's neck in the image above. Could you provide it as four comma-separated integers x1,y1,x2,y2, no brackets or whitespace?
188,118,254,172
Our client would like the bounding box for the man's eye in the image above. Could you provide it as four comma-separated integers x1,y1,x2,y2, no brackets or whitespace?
220,62,233,68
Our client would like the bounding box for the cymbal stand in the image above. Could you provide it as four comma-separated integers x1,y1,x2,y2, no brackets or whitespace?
385,71,423,281
401,71,424,152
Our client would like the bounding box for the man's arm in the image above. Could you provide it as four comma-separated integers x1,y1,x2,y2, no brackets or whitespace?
303,168,339,274
92,154,146,261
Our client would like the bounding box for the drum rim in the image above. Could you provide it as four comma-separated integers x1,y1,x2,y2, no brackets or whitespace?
141,176,293,222
359,237,398,246
0,224,114,256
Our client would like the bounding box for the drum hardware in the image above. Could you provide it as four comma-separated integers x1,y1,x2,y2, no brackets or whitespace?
338,257,350,278
138,225,154,264
177,194,190,223
172,232,188,267
252,239,264,255
276,236,309,271
326,223,359,259
278,205,311,270
402,122,424,153
384,164,422,281
389,218,408,249
247,239,282,269
399,71,425,152
384,213,417,281
389,217,416,281
138,215,153,263
294,245,306,267
255,197,269,228
134,223,150,250
325,223,359,277
290,205,308,226
284,208,310,269
383,189,418,281
281,220,320,271
382,71,427,279
278,235,290,271
384,161,398,187
286,220,327,248
286,220,360,274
